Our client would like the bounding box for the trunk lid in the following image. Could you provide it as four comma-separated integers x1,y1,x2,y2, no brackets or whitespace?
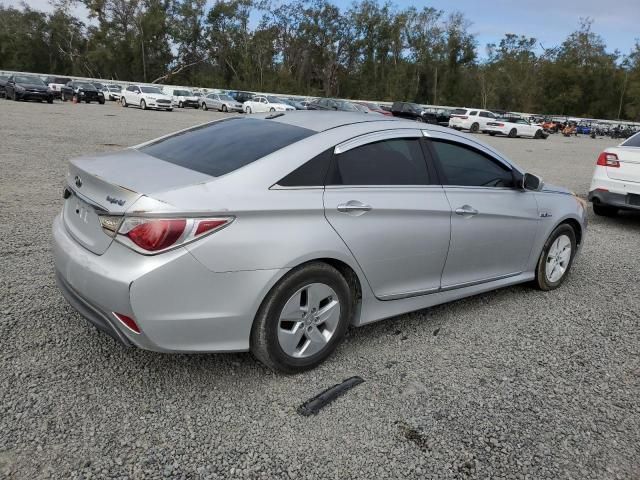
63,149,214,255
606,147,640,184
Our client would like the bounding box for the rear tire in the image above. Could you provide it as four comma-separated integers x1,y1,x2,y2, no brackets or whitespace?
250,262,353,373
222,104,228,112
508,128,517,138
470,122,479,133
47,98,53,104
534,129,543,139
121,97,128,107
202,102,208,111
533,224,577,291
593,203,618,217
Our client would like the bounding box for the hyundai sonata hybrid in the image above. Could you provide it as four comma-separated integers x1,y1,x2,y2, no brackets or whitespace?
53,112,587,372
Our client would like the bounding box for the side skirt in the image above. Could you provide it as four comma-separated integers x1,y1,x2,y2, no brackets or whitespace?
354,272,535,327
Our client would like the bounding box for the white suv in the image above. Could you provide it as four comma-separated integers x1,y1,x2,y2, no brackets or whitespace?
588,132,640,216
121,85,173,111
449,108,497,133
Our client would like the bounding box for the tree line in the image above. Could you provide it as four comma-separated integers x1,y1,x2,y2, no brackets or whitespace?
1,0,639,120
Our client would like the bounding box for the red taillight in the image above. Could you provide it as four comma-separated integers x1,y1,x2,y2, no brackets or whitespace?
126,219,186,252
497,123,504,127
113,312,141,334
597,152,620,168
116,216,234,254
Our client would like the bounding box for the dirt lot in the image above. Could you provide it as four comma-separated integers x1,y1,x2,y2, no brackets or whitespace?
1,100,639,479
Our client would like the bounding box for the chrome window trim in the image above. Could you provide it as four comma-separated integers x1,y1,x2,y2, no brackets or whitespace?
334,128,422,154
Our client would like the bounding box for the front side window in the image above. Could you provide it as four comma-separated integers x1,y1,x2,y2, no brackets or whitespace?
328,138,429,186
431,140,514,188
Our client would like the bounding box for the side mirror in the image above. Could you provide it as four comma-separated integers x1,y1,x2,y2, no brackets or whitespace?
522,173,543,191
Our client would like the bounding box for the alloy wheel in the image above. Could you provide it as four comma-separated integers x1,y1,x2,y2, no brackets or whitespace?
277,283,341,359
545,234,572,283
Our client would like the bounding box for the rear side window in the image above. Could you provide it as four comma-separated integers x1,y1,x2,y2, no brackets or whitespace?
328,138,429,186
622,133,640,147
139,118,314,177
431,140,514,188
278,149,332,187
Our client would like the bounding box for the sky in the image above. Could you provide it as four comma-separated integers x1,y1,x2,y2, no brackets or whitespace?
7,0,640,57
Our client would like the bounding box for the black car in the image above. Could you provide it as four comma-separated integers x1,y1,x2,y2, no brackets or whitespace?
60,81,105,104
228,90,255,103
0,75,8,98
5,75,54,103
307,98,361,112
390,101,438,124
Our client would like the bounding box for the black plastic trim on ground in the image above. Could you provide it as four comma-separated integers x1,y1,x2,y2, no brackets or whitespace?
297,376,365,416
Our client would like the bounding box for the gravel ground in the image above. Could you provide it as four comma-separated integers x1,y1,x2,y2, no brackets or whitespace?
1,100,639,479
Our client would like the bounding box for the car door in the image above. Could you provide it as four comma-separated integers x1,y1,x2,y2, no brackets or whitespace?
426,134,540,288
323,130,452,299
478,111,495,129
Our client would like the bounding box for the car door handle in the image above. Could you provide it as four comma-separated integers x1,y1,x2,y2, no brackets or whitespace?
337,201,372,214
455,205,479,216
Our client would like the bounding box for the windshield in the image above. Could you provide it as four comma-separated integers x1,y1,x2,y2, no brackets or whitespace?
141,86,163,94
15,76,45,85
337,101,359,112
77,82,96,89
139,118,314,177
108,85,121,91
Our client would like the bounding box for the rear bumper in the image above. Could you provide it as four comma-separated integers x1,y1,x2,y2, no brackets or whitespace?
52,214,286,353
588,190,640,211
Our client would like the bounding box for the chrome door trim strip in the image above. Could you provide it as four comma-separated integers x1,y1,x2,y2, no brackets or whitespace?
377,272,523,301
440,272,522,292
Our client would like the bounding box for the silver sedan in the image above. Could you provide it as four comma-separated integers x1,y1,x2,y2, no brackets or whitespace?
200,93,244,112
53,112,587,372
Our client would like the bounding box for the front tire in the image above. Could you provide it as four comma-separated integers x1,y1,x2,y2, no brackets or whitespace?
121,97,128,107
222,104,228,112
140,99,147,110
250,262,353,373
202,102,208,111
534,224,577,291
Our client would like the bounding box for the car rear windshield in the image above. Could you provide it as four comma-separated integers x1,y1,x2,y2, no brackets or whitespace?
138,118,315,177
452,109,468,115
622,133,640,147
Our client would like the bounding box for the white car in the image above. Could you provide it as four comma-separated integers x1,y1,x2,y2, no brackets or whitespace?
163,87,200,108
121,85,173,111
44,76,72,99
103,84,122,101
243,95,295,114
485,117,546,139
449,108,497,133
588,132,640,216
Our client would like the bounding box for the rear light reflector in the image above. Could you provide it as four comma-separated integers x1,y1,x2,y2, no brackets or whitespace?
597,152,620,168
116,216,233,254
113,312,141,334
